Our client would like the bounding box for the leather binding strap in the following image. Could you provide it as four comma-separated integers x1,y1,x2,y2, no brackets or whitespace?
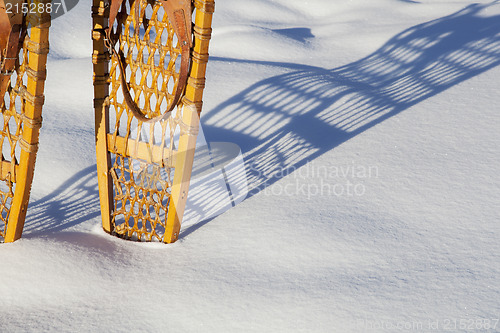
105,0,192,123
0,0,25,103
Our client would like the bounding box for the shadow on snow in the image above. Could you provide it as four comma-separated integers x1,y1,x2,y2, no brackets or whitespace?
202,2,500,198
23,3,500,238
23,165,100,236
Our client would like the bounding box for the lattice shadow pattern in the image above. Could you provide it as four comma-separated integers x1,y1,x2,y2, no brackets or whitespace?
202,3,500,195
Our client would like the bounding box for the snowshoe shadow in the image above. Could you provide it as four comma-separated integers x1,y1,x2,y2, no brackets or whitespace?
203,2,500,198
23,165,100,236
19,3,500,240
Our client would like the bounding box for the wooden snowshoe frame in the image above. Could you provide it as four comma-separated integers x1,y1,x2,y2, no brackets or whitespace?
0,0,50,243
92,0,215,242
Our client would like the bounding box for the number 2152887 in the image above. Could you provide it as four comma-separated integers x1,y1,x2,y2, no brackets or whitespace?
5,2,62,14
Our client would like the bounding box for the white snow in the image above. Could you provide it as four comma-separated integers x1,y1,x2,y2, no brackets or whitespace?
1,0,500,331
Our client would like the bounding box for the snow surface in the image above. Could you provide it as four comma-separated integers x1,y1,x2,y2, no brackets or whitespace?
1,0,500,331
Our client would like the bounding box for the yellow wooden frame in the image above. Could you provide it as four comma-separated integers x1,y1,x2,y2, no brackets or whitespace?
92,0,215,243
0,1,50,243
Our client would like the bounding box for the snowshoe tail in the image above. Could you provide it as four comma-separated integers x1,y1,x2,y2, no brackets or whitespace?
92,0,215,243
0,1,50,243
